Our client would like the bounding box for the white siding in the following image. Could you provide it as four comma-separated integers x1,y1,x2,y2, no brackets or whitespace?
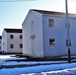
7,33,22,53
2,30,8,52
22,11,44,57
43,15,76,57
22,10,76,58
2,30,23,53
70,19,76,55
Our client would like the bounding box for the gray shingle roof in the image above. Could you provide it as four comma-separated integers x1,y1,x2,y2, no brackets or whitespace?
4,28,22,33
30,9,76,17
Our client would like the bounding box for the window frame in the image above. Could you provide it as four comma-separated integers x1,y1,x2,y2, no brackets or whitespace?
20,44,23,48
10,44,14,49
10,35,14,39
20,35,22,39
49,38,55,47
49,19,54,27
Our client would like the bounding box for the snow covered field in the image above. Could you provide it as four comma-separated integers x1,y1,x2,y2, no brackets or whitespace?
0,55,76,75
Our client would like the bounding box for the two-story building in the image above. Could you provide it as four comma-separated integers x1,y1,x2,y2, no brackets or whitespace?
2,28,23,53
22,9,76,58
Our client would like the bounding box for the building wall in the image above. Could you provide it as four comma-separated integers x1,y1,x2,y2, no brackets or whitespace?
22,10,76,58
43,14,76,57
70,18,76,55
7,33,23,53
22,11,44,57
2,30,8,52
2,30,23,53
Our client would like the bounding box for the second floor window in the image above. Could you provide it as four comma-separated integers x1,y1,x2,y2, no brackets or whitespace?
49,19,54,27
10,35,14,39
20,35,22,39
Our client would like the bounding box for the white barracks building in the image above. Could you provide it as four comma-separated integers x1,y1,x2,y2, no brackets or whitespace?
22,9,76,58
2,28,23,53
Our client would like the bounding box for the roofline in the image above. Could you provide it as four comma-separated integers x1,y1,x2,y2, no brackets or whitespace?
30,9,76,17
4,28,22,33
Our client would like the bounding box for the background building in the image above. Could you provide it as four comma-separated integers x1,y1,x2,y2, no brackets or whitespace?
2,28,23,53
22,9,76,58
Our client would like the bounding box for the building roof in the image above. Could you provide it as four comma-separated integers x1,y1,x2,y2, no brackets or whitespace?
30,9,76,17
4,28,22,33
0,36,2,39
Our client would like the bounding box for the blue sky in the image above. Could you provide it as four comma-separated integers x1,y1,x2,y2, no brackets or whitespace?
0,0,76,35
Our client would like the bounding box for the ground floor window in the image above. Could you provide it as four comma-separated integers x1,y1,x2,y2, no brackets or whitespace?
10,44,14,49
20,44,23,48
49,38,55,47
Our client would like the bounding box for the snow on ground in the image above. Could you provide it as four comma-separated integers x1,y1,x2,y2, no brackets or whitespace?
0,55,15,59
0,54,26,60
0,54,67,66
25,68,76,75
0,54,26,66
0,63,76,75
2,61,68,66
0,55,76,75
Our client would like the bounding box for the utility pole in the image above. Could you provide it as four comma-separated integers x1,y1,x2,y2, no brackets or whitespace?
65,0,71,63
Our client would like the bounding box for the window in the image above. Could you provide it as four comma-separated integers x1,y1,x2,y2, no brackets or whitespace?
10,35,14,39
49,19,54,27
49,39,55,47
66,39,71,46
10,44,14,49
20,35,22,39
20,44,23,48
